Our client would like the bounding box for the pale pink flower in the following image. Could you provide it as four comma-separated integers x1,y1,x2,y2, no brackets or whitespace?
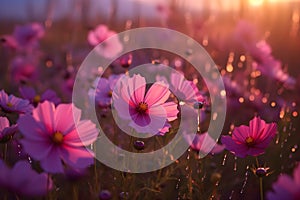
87,24,123,59
18,101,98,173
157,72,204,104
185,132,225,155
113,74,178,134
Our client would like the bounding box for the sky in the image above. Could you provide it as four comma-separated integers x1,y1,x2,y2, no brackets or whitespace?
0,0,298,22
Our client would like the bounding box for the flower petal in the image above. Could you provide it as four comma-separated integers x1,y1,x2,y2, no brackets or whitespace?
162,102,178,121
0,116,9,132
232,125,249,142
18,115,49,141
64,120,98,147
33,101,55,134
54,103,81,135
144,82,170,107
20,139,53,160
249,116,266,138
221,136,248,158
60,145,94,169
40,147,64,173
128,74,146,104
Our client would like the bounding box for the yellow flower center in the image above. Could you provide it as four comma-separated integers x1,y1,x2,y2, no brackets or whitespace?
136,102,148,114
52,131,64,145
6,102,13,107
107,90,112,97
245,136,255,147
33,95,41,103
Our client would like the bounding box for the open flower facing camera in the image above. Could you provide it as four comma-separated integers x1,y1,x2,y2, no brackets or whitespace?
112,74,179,135
0,0,299,199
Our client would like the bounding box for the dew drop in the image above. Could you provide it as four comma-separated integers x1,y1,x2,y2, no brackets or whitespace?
222,153,227,166
28,156,32,164
175,178,181,189
240,166,249,194
229,190,234,199
233,156,237,171
275,134,280,144
151,59,161,65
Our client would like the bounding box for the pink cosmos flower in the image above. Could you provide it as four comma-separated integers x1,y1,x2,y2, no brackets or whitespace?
0,90,33,114
157,72,204,104
11,56,38,84
87,24,123,59
267,164,300,200
18,101,98,173
113,74,178,134
88,74,124,108
0,117,17,143
19,86,61,106
0,160,52,197
221,117,277,158
185,132,225,155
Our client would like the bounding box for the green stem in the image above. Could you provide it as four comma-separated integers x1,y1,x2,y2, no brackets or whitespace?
255,156,259,166
197,109,201,133
259,177,264,200
3,143,8,162
93,143,99,192
72,184,78,200
46,174,52,200
94,158,99,191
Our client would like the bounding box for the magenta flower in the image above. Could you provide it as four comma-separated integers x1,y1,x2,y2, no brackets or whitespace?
0,117,17,143
0,90,33,114
11,56,38,84
19,86,61,106
221,117,277,158
113,74,179,134
0,160,52,196
18,101,98,173
87,24,123,59
88,74,123,108
185,132,225,155
267,164,300,200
